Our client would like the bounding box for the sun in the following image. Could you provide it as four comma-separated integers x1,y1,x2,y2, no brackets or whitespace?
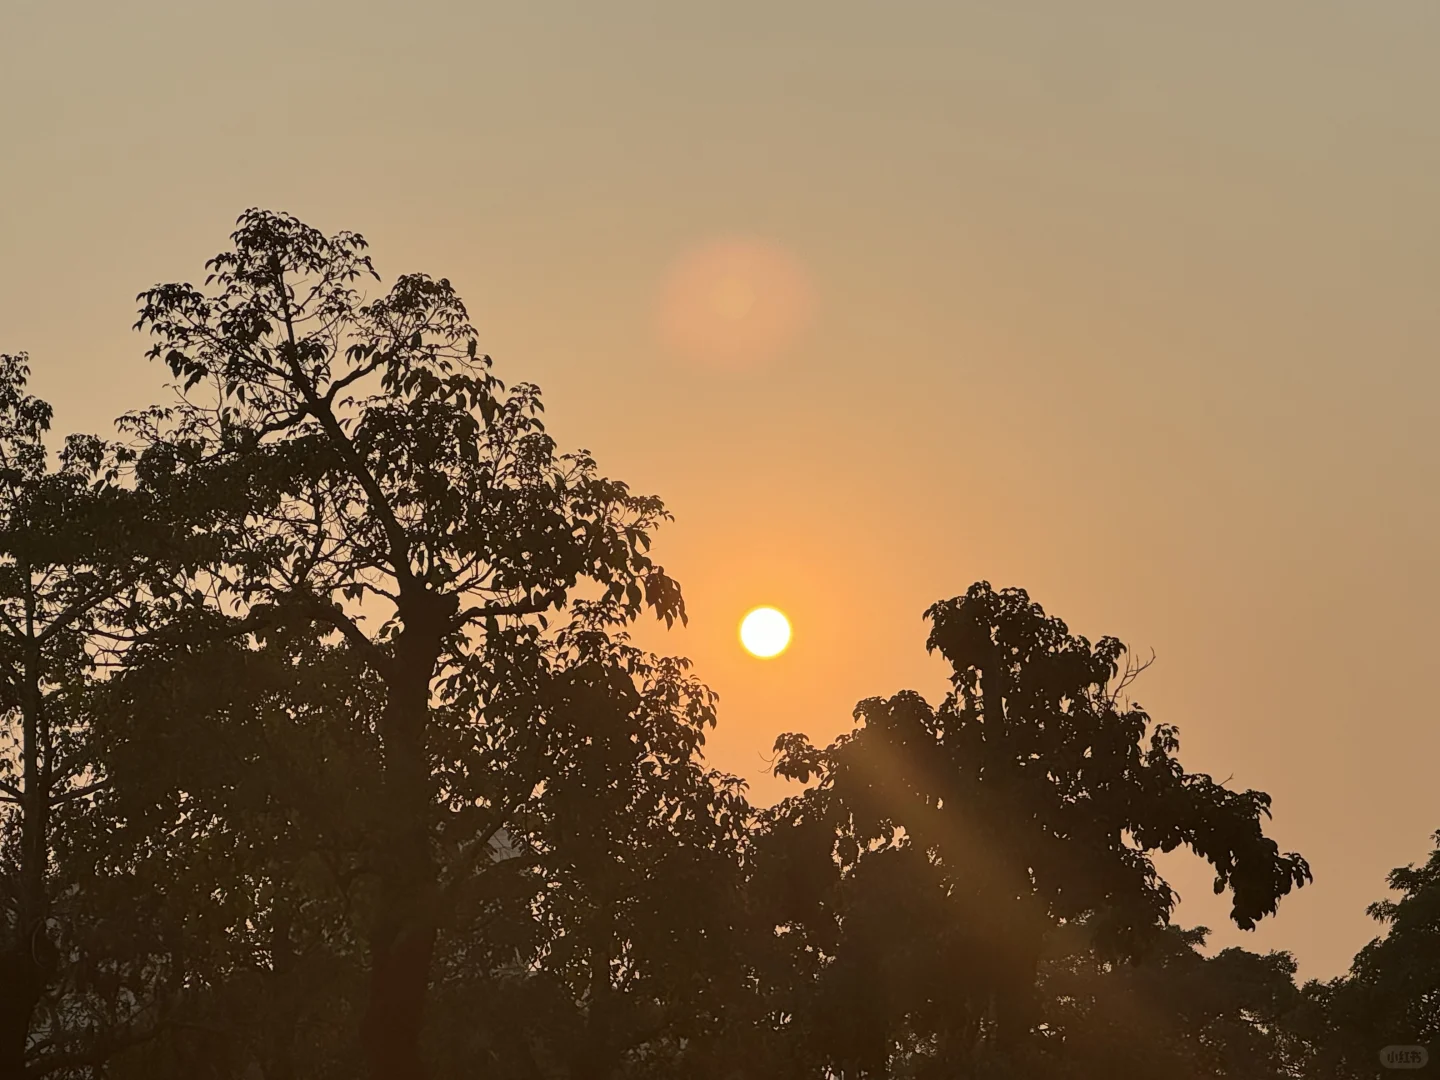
740,607,791,658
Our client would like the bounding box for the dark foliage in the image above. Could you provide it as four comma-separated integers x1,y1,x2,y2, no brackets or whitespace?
758,582,1311,1077
1,211,1420,1080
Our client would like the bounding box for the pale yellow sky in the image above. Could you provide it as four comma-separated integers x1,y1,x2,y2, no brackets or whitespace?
3,1,1438,979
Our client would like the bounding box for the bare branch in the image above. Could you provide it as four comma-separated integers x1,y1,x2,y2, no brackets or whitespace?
322,351,387,406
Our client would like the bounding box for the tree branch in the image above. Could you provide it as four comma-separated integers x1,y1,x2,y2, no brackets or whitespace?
323,352,387,406
441,739,547,897
247,405,312,444
295,590,393,679
450,589,566,634
24,1013,166,1078
49,779,110,806
269,256,417,596
36,577,128,646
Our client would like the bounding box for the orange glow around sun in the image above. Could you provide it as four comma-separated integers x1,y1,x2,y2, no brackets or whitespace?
657,237,814,369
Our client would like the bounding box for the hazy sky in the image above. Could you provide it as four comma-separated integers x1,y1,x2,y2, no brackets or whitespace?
3,1,1437,979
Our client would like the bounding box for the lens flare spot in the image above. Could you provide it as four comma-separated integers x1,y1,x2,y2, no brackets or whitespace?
658,238,814,369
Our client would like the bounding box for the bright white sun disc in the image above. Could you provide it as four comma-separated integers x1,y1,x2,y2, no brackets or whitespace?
740,607,791,658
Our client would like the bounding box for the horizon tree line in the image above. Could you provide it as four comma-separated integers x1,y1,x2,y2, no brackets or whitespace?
0,210,1433,1079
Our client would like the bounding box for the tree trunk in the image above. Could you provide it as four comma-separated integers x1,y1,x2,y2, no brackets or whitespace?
266,904,299,1080
361,624,442,1080
570,948,616,1080
3,624,50,1077
0,940,43,1078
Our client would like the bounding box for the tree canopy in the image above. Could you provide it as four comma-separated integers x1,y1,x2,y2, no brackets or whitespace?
0,209,1423,1080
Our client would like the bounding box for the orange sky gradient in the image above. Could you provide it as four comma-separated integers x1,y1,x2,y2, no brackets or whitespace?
2,1,1438,980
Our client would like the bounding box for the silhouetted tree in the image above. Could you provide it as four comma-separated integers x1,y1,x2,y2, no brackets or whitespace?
0,354,184,1075
91,605,751,1080
424,618,752,1079
91,623,377,1079
764,582,1312,1077
5,208,1368,1080
1302,831,1440,1078
1027,924,1312,1078
121,210,687,1078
